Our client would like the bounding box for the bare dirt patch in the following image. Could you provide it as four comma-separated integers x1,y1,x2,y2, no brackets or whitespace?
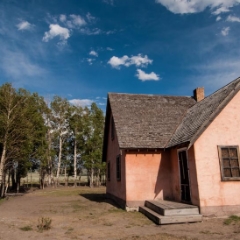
0,187,239,240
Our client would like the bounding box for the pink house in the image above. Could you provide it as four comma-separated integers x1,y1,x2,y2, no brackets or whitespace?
102,77,240,218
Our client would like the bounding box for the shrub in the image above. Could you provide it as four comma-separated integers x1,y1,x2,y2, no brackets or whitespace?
37,217,52,231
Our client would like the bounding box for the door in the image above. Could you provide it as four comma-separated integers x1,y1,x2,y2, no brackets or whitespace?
178,150,191,203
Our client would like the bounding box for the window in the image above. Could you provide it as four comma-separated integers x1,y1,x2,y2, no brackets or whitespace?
111,116,115,140
218,146,240,180
107,162,110,181
116,155,121,181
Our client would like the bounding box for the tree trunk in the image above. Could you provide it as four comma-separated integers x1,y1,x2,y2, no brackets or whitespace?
78,171,82,187
96,168,100,187
0,144,7,197
64,166,67,186
89,160,94,188
11,171,16,191
56,137,62,186
73,138,77,187
47,129,52,186
16,172,20,193
0,175,5,198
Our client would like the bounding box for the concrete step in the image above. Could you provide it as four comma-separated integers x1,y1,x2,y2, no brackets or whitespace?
145,200,199,216
139,206,202,225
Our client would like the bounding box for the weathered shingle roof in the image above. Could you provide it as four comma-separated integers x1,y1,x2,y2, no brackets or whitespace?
102,77,240,160
108,93,196,149
168,77,240,148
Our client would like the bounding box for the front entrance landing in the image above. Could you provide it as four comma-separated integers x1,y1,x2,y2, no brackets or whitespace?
139,200,202,225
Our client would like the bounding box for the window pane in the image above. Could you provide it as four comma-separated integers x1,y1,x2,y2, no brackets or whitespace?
224,168,231,177
230,160,239,168
223,160,230,168
229,148,238,158
222,148,229,158
232,169,240,177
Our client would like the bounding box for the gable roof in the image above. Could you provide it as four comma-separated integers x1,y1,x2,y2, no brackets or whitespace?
106,93,196,149
102,77,240,161
168,77,240,148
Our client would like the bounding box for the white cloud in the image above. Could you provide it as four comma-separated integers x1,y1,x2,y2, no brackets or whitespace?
108,55,129,68
155,0,240,15
80,28,102,35
58,14,86,29
16,21,33,31
107,47,114,51
69,99,93,107
59,14,66,22
108,54,153,69
221,26,230,36
212,6,230,15
227,15,240,22
136,69,160,81
42,24,70,43
86,13,95,22
87,58,95,65
68,14,86,28
216,16,222,21
0,49,46,79
89,50,98,57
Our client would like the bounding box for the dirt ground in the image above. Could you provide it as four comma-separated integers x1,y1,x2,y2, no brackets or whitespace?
0,187,240,240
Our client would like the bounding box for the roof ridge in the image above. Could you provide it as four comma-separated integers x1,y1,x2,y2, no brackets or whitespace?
108,92,193,98
167,77,240,148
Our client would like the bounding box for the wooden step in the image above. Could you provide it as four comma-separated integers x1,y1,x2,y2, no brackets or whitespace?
139,206,202,225
145,200,199,216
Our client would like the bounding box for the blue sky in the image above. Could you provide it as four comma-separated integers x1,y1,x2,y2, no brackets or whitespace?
1,0,240,109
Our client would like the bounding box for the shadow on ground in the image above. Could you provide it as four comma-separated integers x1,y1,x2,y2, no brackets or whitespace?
80,193,121,208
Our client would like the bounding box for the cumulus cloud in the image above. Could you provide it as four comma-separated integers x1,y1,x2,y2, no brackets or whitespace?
221,26,230,36
216,16,222,21
69,99,93,107
42,24,70,43
89,50,98,57
16,21,33,31
227,15,240,22
107,47,114,51
155,0,240,15
108,54,153,69
136,69,160,81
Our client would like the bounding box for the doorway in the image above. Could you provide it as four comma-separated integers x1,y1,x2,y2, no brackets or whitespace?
178,150,191,203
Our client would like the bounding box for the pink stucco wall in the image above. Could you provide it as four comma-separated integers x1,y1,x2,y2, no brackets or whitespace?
125,150,173,208
106,112,126,206
194,90,240,216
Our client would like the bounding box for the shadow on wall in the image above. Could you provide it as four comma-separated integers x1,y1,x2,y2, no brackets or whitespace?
154,150,173,200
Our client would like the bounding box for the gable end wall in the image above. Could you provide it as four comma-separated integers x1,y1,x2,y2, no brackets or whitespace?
194,90,240,216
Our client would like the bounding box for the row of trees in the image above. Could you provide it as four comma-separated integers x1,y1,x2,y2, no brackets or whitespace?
0,83,105,197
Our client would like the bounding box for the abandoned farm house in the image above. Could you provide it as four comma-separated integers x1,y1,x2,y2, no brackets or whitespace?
102,77,240,224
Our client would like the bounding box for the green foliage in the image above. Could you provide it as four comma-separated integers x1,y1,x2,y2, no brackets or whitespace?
83,103,104,169
224,215,240,225
37,217,52,231
19,225,33,231
0,83,106,192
